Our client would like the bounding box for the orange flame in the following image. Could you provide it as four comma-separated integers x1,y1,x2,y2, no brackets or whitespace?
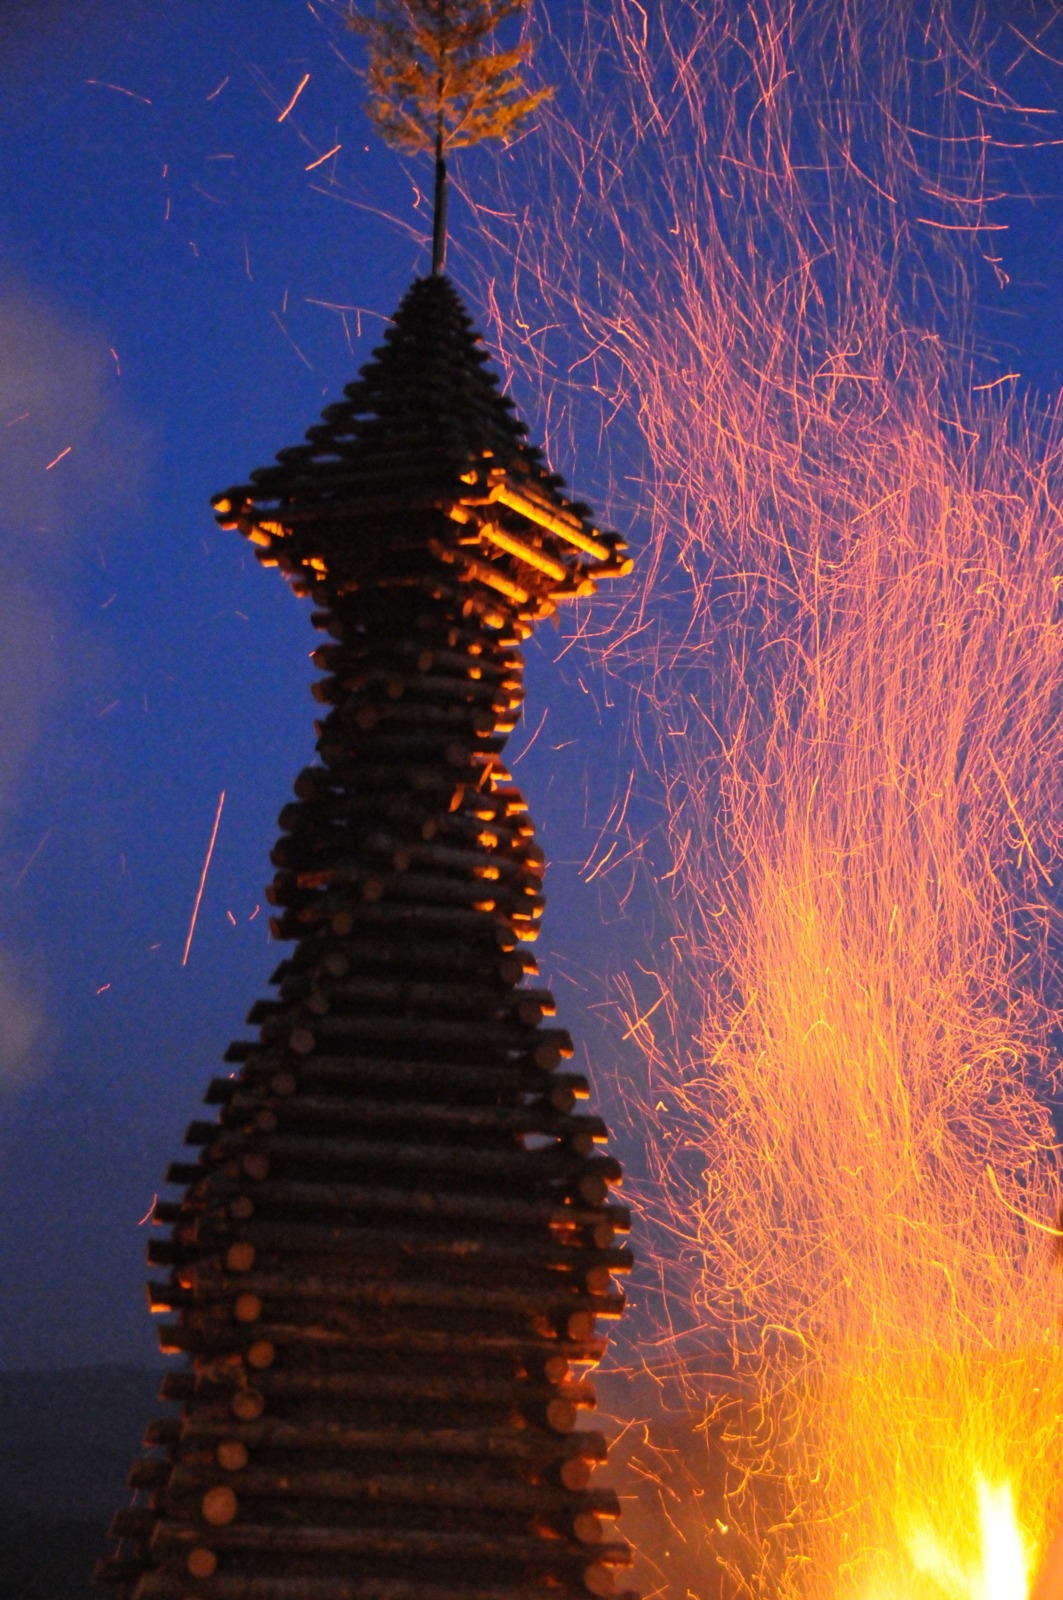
894,1477,1030,1600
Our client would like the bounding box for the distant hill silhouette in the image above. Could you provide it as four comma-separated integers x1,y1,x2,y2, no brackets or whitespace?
0,1366,165,1600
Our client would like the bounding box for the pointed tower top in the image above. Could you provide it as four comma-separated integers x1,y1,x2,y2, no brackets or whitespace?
213,276,631,637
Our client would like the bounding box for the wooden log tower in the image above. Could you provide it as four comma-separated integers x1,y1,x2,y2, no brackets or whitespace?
94,273,636,1600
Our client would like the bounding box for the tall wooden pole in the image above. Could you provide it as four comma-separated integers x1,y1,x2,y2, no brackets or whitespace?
432,113,448,274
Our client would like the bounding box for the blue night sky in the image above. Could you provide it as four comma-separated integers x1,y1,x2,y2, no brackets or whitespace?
2,1,1063,1371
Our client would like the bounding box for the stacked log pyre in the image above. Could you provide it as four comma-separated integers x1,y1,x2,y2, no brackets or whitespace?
94,273,637,1600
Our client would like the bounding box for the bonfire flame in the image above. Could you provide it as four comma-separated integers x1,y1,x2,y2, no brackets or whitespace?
901,1477,1029,1600
470,1,1063,1596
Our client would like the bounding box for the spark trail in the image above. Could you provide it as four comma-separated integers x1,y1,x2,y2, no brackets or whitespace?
469,2,1063,1596
181,788,226,967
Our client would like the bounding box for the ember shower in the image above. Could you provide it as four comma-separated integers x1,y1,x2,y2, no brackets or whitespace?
471,1,1063,1595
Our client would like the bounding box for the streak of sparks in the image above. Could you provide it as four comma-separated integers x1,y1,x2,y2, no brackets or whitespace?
973,372,1022,392
472,3,1063,1595
277,73,310,122
509,706,548,766
270,310,313,370
306,143,341,171
44,445,71,470
85,79,152,105
13,829,53,888
137,1194,157,1226
181,789,226,968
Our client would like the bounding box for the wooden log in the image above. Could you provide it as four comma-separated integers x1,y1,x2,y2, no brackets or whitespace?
295,987,551,1031
211,1463,616,1521
187,1366,599,1412
151,1515,631,1571
159,1219,617,1284
135,1566,640,1600
159,1318,608,1367
128,1458,171,1490
109,1507,157,1539
209,1059,588,1110
165,1161,205,1187
387,841,543,882
315,726,507,768
162,1464,619,1521
278,795,452,834
469,786,531,821
175,1414,610,1460
186,1546,218,1578
228,487,455,526
260,1014,570,1062
201,1484,239,1525
158,1371,195,1403
313,902,518,943
162,1228,605,1292
291,764,457,802
475,521,572,584
272,823,540,885
275,941,532,987
204,1131,619,1190
273,976,553,1021
241,459,473,508
428,539,531,606
270,901,517,947
193,1174,630,1235
332,673,520,714
188,1215,631,1277
264,869,539,920
186,1264,626,1323
403,646,520,686
211,1093,607,1145
351,670,523,712
434,642,525,676
147,1280,193,1312
326,697,503,735
486,482,613,563
92,1554,148,1585
421,814,542,859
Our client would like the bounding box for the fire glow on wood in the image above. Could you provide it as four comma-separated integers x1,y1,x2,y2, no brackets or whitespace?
468,2,1063,1597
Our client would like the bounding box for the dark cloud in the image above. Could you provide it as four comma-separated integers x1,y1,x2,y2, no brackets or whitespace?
0,278,150,1090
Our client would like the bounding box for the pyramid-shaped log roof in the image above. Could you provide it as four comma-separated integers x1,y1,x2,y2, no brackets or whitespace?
213,274,631,626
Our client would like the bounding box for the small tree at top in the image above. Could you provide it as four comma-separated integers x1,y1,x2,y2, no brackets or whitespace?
349,0,552,274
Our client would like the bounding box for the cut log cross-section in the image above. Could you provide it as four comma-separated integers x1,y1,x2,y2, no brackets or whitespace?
94,274,637,1600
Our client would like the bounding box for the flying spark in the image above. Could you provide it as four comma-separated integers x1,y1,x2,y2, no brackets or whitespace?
277,73,310,122
306,142,341,171
85,79,152,105
181,789,226,967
